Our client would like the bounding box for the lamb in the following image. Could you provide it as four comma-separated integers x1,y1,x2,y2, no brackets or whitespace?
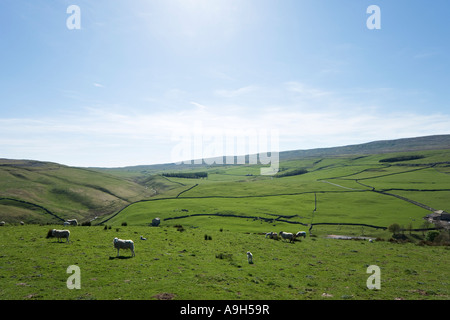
46,229,70,243
113,237,135,257
279,231,295,243
247,251,253,264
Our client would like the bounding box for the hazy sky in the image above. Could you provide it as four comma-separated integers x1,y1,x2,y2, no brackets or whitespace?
1,0,449,167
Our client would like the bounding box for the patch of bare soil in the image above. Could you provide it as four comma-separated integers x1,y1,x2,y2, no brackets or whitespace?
152,292,176,300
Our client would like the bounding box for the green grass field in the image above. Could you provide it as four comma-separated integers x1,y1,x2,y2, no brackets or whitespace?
102,149,450,233
0,224,449,300
1,146,449,300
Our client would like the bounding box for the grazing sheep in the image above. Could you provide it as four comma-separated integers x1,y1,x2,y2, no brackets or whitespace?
0,221,5,226
151,218,160,227
265,232,278,240
140,235,147,240
247,251,253,264
65,219,78,226
279,231,295,243
113,237,135,257
47,229,70,243
295,231,307,238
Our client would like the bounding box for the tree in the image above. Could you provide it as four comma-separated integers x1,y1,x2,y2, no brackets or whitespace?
388,223,401,235
407,222,413,235
421,220,431,236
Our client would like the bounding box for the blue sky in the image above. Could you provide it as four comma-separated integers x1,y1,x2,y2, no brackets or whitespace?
1,0,449,167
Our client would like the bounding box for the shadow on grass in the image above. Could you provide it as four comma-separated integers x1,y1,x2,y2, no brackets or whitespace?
109,256,134,260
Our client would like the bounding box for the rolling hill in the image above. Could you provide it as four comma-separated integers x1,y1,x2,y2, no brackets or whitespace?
0,159,164,224
1,134,449,226
95,134,450,174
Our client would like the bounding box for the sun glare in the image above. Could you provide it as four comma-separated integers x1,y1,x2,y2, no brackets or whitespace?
158,0,243,41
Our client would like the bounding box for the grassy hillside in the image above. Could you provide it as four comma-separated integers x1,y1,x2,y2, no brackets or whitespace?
102,149,450,238
1,135,449,231
0,159,162,224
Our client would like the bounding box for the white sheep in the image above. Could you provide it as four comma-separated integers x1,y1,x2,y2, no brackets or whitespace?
0,221,5,226
279,231,295,243
247,251,253,264
265,232,279,239
113,237,135,257
295,231,307,238
47,229,70,243
66,219,78,226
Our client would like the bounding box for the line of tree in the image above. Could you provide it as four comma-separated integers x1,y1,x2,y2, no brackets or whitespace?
274,168,308,178
162,172,208,179
379,155,425,163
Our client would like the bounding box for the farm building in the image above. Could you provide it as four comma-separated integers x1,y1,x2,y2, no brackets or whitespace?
425,210,450,227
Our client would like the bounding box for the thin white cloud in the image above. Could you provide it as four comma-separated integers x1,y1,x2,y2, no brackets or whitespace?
413,49,440,60
190,101,208,111
214,85,259,98
285,81,333,98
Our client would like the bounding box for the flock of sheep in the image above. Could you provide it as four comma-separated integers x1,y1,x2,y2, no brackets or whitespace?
245,230,308,264
265,230,307,243
44,219,308,262
45,218,136,258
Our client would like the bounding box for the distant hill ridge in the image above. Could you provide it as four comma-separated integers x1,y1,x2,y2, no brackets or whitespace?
279,134,450,161
105,134,450,171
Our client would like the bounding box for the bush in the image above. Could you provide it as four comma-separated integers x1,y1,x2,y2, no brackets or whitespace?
425,230,440,242
121,222,127,226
